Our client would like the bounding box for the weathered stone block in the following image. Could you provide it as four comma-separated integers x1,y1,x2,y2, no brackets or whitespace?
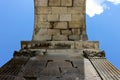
37,22,52,29
53,35,68,41
69,35,80,40
61,30,72,35
37,15,47,21
54,22,68,29
49,0,61,6
47,14,59,21
35,15,38,24
36,28,62,39
68,7,83,14
75,41,82,49
61,0,72,6
36,7,51,14
60,14,71,21
94,42,99,49
47,29,60,35
71,14,84,21
35,17,38,27
35,28,48,35
72,29,81,35
73,0,84,7
82,42,94,49
33,35,52,41
34,26,40,35
52,7,67,14
69,21,83,28
35,0,48,6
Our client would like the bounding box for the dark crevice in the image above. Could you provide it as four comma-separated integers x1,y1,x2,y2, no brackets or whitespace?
65,60,78,68
45,60,53,67
70,61,75,68
59,67,62,73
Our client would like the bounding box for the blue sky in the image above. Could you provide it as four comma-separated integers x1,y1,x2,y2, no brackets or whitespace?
0,0,120,70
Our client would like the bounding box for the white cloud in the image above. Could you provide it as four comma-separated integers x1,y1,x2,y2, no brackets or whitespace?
107,0,120,5
86,0,120,17
86,0,107,17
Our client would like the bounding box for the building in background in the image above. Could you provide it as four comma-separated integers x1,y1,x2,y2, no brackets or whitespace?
0,0,120,80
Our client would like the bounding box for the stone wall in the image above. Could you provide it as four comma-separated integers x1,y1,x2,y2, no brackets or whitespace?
33,0,87,41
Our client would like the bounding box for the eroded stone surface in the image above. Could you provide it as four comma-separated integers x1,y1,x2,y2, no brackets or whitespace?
54,22,68,29
53,35,68,41
61,0,72,6
49,0,61,6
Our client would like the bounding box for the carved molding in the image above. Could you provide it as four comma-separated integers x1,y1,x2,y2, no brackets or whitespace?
83,49,105,58
13,50,46,57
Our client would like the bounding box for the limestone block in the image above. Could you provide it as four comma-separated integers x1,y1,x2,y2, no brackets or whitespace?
37,29,48,35
82,42,94,49
61,30,72,35
72,29,81,35
73,0,84,7
68,7,83,14
69,21,83,28
52,7,67,14
37,15,47,21
34,15,38,25
75,41,82,49
34,26,40,35
37,29,60,35
33,35,51,41
60,14,71,21
47,29,60,35
69,35,80,40
36,7,51,14
35,0,48,6
94,42,99,49
54,22,68,29
49,0,61,6
35,15,38,24
61,0,72,6
71,14,84,21
47,14,59,21
53,35,68,41
37,22,52,29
